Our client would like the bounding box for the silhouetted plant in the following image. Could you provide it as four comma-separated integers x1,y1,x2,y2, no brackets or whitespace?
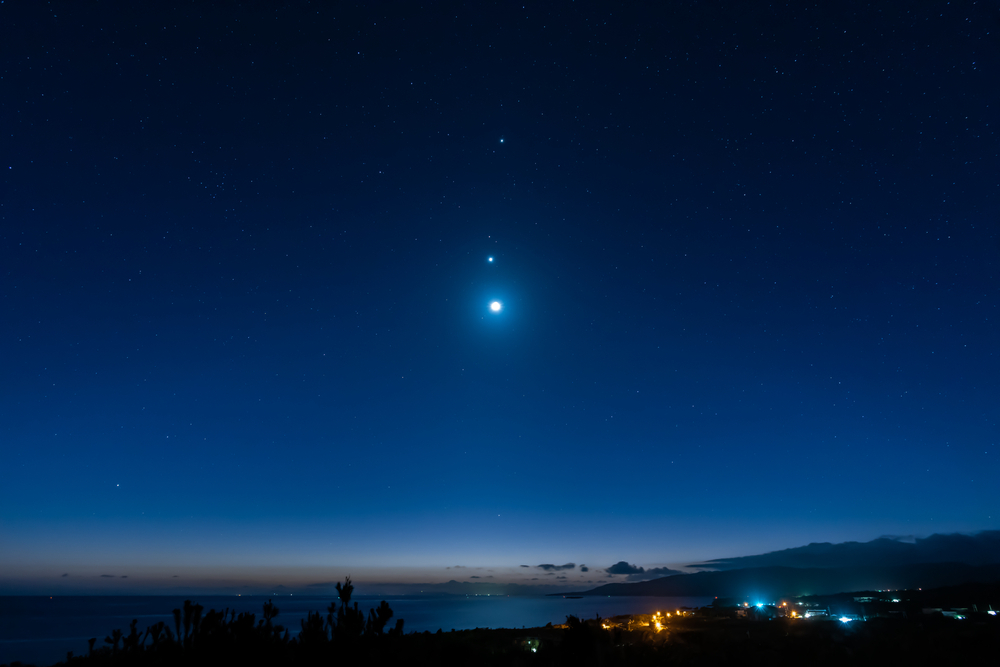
331,576,366,644
261,599,279,625
145,621,166,649
62,578,418,667
298,610,329,647
366,600,394,636
179,599,203,648
120,619,143,652
104,627,122,656
171,607,181,644
336,576,354,606
326,599,338,634
339,601,367,642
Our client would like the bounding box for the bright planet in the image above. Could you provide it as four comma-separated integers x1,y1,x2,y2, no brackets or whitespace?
489,301,502,312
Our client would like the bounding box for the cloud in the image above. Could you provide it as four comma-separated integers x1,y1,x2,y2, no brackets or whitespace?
605,561,644,575
580,565,589,572
307,581,338,587
470,576,480,579
605,561,683,581
520,565,530,568
100,574,115,578
121,576,128,579
537,563,575,571
61,573,69,578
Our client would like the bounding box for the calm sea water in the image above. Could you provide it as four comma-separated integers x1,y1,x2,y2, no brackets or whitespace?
0,594,710,666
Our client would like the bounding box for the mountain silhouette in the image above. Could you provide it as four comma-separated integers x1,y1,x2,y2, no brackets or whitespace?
688,530,1000,571
574,562,1000,599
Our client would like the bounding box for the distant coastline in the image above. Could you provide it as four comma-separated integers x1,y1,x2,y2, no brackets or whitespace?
557,563,1000,599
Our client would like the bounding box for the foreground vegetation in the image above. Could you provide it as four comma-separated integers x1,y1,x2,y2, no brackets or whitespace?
7,579,1000,666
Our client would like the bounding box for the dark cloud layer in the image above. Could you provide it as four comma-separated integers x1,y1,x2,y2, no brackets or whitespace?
537,563,576,571
606,561,644,575
605,561,683,581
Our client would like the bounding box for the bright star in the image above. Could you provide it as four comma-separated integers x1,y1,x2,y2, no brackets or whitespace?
499,138,504,143
488,256,494,262
490,301,502,312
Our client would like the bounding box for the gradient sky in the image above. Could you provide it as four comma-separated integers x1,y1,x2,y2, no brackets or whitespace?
2,1,998,594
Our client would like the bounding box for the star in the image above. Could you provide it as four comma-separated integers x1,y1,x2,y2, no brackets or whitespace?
490,301,502,312
488,256,494,262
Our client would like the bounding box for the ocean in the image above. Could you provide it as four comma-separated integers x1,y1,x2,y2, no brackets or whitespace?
0,594,710,666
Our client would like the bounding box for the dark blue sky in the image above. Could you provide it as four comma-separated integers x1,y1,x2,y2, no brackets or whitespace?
2,1,998,593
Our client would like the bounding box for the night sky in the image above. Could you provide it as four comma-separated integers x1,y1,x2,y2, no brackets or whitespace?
2,1,998,594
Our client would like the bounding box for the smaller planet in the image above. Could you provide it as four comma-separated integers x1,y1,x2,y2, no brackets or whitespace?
490,301,502,312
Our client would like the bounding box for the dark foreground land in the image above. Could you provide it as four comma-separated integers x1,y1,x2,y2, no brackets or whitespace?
6,582,1000,667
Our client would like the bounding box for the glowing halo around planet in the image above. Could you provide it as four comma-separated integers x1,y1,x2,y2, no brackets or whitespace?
489,301,502,313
